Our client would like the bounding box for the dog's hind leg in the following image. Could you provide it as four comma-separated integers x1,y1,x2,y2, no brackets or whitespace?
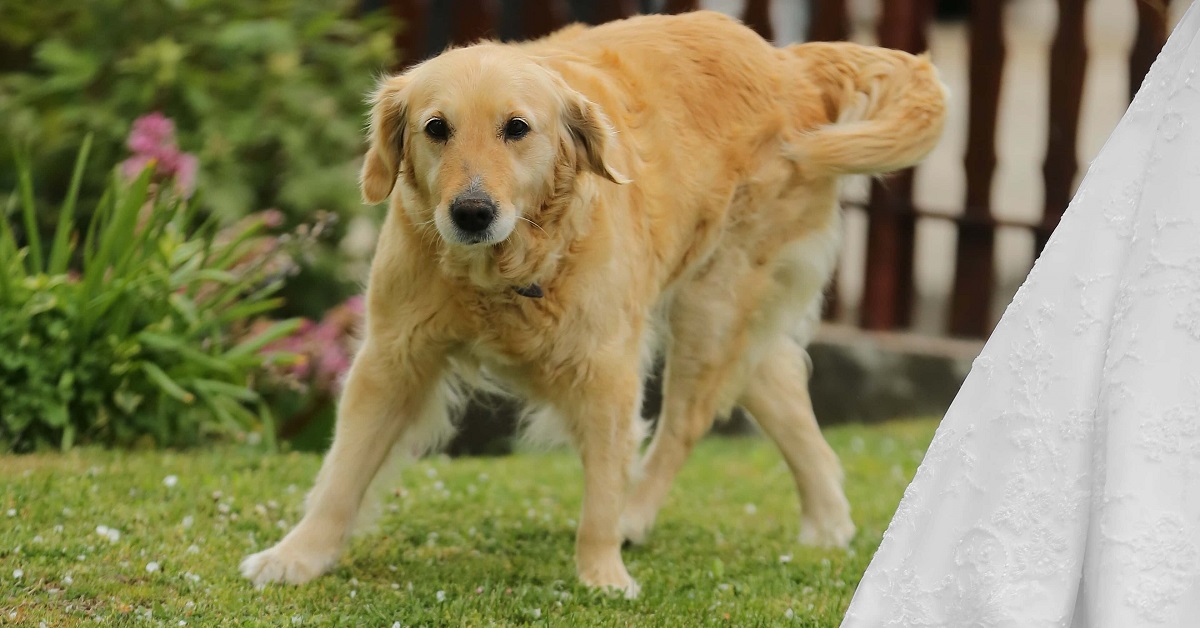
240,340,449,586
619,272,762,546
739,338,855,548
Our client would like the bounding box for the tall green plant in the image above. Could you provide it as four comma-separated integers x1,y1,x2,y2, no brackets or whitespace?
0,139,301,452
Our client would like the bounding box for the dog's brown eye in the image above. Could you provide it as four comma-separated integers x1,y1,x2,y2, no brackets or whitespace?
504,118,530,141
425,118,449,142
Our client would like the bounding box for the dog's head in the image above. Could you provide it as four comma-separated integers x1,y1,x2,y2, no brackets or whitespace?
360,44,627,264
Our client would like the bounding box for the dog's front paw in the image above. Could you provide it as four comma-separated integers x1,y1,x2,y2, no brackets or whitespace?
240,541,338,587
798,513,856,549
579,557,641,599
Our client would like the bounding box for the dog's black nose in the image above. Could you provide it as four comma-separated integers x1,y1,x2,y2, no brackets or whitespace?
449,195,497,234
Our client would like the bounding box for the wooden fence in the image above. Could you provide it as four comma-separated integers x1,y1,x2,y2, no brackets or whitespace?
382,0,1176,339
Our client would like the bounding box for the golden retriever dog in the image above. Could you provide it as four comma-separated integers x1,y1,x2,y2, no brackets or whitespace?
241,10,946,597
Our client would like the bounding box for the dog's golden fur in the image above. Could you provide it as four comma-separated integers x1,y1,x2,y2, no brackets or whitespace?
242,11,946,596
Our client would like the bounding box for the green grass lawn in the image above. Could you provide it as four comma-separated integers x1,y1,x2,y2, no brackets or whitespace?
1,419,936,627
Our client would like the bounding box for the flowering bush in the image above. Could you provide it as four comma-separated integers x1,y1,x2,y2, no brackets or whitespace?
0,136,306,452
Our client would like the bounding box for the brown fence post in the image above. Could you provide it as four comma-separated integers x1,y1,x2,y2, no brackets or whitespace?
522,0,571,40
1130,0,1174,100
948,0,1005,338
860,0,931,331
742,0,775,41
809,0,850,42
389,0,430,70
1038,0,1089,254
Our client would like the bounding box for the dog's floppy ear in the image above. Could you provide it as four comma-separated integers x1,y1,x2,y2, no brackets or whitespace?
360,74,412,204
560,88,630,185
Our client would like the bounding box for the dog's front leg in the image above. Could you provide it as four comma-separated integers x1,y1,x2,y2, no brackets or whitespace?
241,340,444,586
561,365,643,599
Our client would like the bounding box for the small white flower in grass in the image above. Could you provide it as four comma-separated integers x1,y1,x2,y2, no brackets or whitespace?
425,467,437,479
436,590,445,602
53,525,63,534
184,601,195,609
217,503,231,515
350,590,356,599
63,575,73,585
13,569,23,579
186,545,199,554
146,561,160,573
62,507,73,517
392,623,401,628
182,516,194,528
6,509,14,517
163,475,179,488
744,503,757,515
32,536,43,544
179,621,187,626
779,554,793,564
291,615,304,625
785,608,795,619
531,609,542,619
391,583,400,590
95,525,120,543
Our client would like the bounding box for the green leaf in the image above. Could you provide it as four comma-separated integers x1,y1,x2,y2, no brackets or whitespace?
48,134,92,274
141,362,195,404
225,318,302,359
14,145,43,273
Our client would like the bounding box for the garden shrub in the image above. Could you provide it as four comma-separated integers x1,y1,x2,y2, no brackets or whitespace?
0,138,304,452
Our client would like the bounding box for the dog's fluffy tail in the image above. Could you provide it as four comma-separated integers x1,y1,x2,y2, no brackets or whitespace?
784,42,948,177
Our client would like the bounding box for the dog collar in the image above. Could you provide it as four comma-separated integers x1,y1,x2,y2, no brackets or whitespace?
513,283,544,298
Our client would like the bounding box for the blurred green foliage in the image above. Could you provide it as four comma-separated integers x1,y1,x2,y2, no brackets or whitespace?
0,0,398,317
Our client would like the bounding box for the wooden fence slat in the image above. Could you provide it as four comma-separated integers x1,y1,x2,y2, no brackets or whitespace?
521,0,571,40
948,0,1005,337
389,0,430,70
1038,0,1089,254
1130,0,1174,100
808,0,850,42
742,0,775,41
859,0,931,331
664,0,700,14
450,0,499,46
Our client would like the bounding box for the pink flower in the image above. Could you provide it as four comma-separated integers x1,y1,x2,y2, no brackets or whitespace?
126,112,175,155
120,112,199,198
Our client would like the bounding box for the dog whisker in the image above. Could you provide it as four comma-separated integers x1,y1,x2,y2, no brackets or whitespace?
517,215,548,236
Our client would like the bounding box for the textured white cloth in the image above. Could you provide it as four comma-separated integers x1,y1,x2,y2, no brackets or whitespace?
842,4,1200,626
